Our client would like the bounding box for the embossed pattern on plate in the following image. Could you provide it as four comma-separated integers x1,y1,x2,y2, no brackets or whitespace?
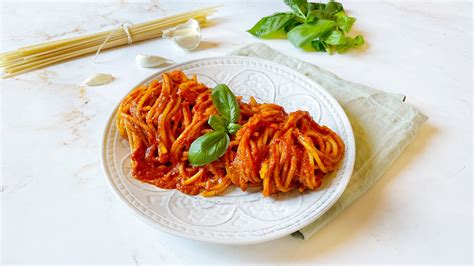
101,56,355,244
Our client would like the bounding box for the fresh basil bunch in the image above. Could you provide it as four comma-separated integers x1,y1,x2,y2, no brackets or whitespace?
247,0,364,54
188,84,242,166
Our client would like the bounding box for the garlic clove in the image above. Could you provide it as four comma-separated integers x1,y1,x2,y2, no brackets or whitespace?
135,54,171,68
83,73,114,86
162,19,201,51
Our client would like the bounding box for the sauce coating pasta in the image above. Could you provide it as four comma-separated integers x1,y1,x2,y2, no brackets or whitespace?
117,70,344,196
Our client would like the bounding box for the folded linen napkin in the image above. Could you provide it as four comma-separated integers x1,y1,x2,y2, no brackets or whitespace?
229,43,428,240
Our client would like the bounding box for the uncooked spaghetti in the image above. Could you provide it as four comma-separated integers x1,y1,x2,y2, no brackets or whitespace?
0,7,217,78
117,70,344,196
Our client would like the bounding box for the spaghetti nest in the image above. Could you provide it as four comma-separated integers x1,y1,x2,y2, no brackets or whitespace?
117,70,344,196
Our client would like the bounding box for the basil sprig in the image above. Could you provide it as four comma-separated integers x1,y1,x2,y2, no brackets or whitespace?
188,84,241,166
247,0,365,54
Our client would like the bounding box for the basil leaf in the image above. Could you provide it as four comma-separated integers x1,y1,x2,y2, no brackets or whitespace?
227,123,242,135
247,12,295,38
326,1,344,14
336,35,364,53
284,0,309,18
306,1,344,22
308,2,326,12
188,131,230,166
313,33,363,54
287,19,337,48
208,115,227,132
335,11,356,33
211,84,240,123
324,30,346,45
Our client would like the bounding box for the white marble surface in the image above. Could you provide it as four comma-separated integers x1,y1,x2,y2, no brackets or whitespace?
1,0,472,264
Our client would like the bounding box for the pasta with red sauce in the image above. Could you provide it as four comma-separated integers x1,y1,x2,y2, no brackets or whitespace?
117,70,344,196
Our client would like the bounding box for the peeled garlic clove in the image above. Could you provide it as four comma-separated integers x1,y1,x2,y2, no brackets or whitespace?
162,19,201,51
83,73,114,86
135,54,170,68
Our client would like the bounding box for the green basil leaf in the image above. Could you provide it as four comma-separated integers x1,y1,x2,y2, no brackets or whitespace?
306,1,344,22
188,131,230,166
211,84,240,123
335,11,356,33
326,1,344,14
287,20,337,48
336,35,364,53
247,12,295,38
208,115,227,132
308,2,326,12
324,30,346,45
227,123,242,135
284,0,309,18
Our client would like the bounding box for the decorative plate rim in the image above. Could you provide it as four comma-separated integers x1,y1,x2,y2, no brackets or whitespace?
100,56,355,245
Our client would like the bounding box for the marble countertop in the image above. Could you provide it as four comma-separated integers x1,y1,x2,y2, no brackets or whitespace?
1,0,472,264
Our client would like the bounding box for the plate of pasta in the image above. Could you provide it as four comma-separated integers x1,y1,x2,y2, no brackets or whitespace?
101,56,355,244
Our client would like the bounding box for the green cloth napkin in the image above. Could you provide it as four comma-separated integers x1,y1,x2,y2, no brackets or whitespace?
229,43,428,240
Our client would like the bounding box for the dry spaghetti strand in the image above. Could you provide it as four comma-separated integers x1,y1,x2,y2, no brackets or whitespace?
117,71,344,196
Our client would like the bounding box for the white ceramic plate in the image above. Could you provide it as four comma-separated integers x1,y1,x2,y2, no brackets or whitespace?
101,56,355,244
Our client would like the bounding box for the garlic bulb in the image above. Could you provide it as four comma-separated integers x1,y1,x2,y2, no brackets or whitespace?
162,19,201,51
135,54,171,68
83,73,114,86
